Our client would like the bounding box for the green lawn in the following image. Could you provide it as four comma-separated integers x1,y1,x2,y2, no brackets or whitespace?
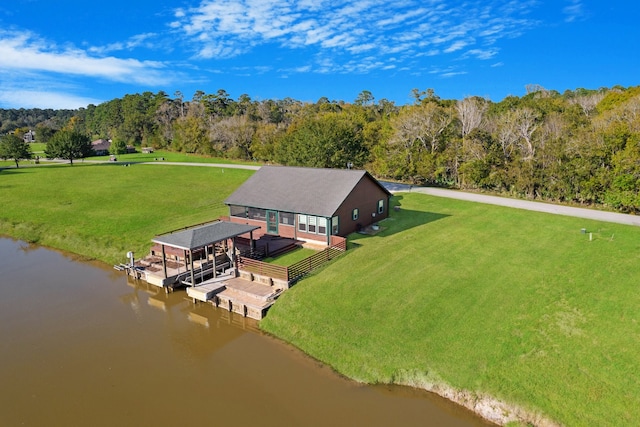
1,147,259,167
85,150,260,165
30,142,46,153
0,163,253,264
2,163,638,425
263,247,319,265
261,193,640,426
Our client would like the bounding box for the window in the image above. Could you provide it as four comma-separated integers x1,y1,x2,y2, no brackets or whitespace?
229,205,247,218
378,199,384,214
318,217,327,235
279,212,294,226
332,216,339,234
308,216,317,233
352,208,359,221
247,208,266,220
298,214,307,232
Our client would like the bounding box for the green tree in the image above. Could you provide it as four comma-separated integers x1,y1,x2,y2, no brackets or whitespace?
109,138,128,155
202,89,235,118
354,90,374,106
45,130,92,165
0,134,32,168
275,112,367,168
35,125,56,144
250,123,284,162
172,116,208,153
605,137,640,213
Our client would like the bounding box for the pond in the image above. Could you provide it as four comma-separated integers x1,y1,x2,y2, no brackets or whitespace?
0,238,493,426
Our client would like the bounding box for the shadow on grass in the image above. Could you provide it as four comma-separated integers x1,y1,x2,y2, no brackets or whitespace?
349,195,450,245
0,166,37,177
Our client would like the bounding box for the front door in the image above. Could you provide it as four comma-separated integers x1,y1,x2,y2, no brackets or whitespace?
266,210,278,234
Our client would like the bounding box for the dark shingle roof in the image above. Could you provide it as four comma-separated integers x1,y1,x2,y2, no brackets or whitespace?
91,139,111,151
225,166,391,217
152,221,260,250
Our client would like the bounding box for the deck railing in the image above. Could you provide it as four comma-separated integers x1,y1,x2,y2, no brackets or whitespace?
237,236,347,283
236,257,289,280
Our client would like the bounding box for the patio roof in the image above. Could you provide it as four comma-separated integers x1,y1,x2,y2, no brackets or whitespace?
152,221,260,251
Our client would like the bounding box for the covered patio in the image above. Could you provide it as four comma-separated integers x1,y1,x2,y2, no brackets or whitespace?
134,221,261,291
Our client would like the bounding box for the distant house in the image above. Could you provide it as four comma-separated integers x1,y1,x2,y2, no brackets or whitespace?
225,166,392,246
91,139,111,156
23,130,36,143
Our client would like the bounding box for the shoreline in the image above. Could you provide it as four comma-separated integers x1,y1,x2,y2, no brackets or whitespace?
0,233,555,426
399,381,558,426
262,329,559,426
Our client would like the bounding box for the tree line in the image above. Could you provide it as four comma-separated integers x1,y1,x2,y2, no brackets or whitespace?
1,85,639,213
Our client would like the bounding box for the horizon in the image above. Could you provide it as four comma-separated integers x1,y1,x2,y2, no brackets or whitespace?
1,1,638,109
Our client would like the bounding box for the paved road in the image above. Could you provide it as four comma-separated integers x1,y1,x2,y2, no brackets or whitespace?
382,181,640,227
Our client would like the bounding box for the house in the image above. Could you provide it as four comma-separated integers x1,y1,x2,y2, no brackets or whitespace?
23,130,36,143
225,166,392,246
91,139,111,156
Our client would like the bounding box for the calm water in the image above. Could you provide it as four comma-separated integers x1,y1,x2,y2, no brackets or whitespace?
0,238,493,427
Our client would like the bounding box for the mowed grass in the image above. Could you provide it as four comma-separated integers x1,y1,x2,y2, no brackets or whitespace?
261,193,640,426
2,163,639,425
85,150,260,165
263,247,319,265
1,147,258,167
0,163,253,264
30,142,46,153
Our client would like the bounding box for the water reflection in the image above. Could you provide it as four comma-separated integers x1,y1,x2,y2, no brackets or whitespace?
0,238,493,427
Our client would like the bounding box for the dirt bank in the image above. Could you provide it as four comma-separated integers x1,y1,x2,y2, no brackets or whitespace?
398,379,560,426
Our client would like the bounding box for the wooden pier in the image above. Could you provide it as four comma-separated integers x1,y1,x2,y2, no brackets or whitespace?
185,273,232,302
186,274,283,320
115,219,347,321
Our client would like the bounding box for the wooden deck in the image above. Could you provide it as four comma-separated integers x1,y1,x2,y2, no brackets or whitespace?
117,230,346,320
216,278,279,320
235,234,300,259
185,273,232,302
186,275,283,320
125,255,230,291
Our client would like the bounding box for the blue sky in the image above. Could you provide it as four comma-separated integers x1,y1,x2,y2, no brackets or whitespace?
0,0,637,109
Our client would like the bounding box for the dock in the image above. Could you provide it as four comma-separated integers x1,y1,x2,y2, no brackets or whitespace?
115,219,346,321
185,273,232,302
186,274,283,320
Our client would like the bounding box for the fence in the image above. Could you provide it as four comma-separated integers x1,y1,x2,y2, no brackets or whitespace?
237,236,347,283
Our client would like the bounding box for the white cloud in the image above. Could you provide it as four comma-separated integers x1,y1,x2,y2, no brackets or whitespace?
377,8,430,27
464,48,498,60
563,0,587,23
88,33,159,55
348,43,377,54
172,0,543,74
444,40,470,53
440,71,467,78
0,30,170,85
293,65,312,73
0,90,102,109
